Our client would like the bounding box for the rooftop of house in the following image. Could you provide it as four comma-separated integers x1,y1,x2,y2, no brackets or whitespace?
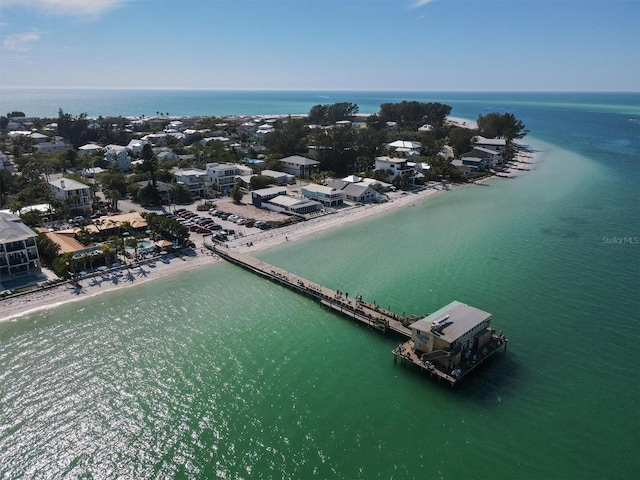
279,155,320,166
375,156,408,164
302,184,341,195
0,212,37,244
252,186,288,196
49,177,90,191
474,136,507,146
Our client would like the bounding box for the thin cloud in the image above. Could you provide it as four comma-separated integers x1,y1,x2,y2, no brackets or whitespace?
412,0,436,7
0,0,130,17
2,32,41,51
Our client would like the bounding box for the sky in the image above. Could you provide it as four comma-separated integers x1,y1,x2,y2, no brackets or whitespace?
0,0,638,91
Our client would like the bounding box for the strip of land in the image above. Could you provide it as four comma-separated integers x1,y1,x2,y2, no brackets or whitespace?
0,182,451,323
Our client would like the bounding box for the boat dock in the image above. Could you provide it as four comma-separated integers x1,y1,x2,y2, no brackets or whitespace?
209,244,412,337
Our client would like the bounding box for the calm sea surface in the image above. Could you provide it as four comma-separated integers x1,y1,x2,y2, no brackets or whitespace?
0,92,639,479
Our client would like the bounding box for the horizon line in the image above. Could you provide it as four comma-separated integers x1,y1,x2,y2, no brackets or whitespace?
2,86,639,94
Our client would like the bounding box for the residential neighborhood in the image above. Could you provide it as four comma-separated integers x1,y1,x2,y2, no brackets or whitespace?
0,103,528,295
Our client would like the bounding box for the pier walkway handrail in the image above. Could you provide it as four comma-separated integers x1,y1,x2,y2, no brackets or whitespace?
209,244,412,338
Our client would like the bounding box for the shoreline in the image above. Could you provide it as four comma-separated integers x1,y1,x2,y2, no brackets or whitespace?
0,126,541,324
0,182,452,323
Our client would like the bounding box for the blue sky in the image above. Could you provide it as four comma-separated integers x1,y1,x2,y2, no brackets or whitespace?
0,0,638,91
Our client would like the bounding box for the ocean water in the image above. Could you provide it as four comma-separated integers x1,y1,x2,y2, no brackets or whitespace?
0,92,639,479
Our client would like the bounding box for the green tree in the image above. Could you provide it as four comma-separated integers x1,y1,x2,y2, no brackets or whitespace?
477,112,528,144
140,143,159,188
106,189,120,211
36,231,61,264
448,127,478,157
171,183,192,204
263,117,308,157
20,210,42,226
230,181,244,204
249,175,275,190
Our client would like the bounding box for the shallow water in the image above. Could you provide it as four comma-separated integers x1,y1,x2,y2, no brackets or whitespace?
1,92,638,479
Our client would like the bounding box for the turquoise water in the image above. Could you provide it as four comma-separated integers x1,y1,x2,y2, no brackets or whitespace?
1,93,639,479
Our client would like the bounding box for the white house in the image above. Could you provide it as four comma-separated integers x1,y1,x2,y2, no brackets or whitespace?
104,145,132,171
326,178,385,204
341,183,385,204
49,177,92,213
205,163,240,195
175,169,207,196
374,156,414,181
126,139,150,155
29,132,49,144
33,140,72,154
387,140,422,157
78,144,104,158
301,184,344,207
142,133,168,145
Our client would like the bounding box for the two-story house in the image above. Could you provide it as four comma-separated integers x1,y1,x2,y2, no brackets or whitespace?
301,184,344,207
49,177,92,214
374,156,414,181
278,155,320,179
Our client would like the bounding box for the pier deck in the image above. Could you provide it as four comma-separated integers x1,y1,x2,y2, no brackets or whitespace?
210,244,412,337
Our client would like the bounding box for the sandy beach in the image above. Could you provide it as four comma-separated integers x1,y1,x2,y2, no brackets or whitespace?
0,182,453,323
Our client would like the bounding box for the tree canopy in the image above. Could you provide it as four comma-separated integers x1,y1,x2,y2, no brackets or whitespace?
477,112,528,143
308,102,359,125
375,101,452,130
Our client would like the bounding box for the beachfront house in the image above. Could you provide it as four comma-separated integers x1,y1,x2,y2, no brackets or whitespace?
451,159,474,176
325,178,386,204
341,183,385,204
374,156,414,181
459,146,502,169
0,212,42,285
408,301,494,372
473,136,507,156
251,187,288,208
49,177,92,214
301,184,344,207
262,195,322,217
278,155,320,179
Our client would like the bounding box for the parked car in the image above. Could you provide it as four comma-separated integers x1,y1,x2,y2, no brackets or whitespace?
244,220,255,228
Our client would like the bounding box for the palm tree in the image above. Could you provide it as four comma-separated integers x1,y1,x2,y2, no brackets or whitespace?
106,189,120,212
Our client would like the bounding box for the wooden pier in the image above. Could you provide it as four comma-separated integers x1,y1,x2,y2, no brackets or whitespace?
209,244,412,338
209,244,508,387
